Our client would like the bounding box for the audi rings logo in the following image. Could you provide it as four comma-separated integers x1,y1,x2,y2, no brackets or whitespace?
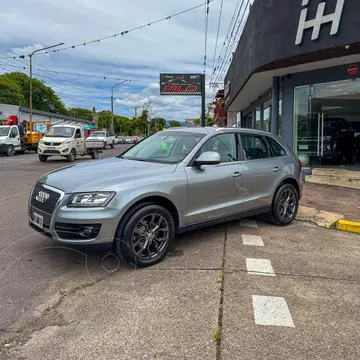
35,191,50,204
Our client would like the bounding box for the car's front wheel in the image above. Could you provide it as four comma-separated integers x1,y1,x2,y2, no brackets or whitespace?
114,203,175,268
269,183,299,226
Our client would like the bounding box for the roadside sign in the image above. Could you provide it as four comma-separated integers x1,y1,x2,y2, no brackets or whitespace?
160,74,202,95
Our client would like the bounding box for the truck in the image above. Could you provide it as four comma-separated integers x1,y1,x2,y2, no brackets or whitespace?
0,116,50,156
37,124,104,162
86,129,115,150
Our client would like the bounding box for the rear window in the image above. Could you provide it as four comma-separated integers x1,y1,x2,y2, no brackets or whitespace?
266,137,287,157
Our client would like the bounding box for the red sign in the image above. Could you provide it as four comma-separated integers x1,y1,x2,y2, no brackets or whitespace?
348,64,358,75
163,85,199,93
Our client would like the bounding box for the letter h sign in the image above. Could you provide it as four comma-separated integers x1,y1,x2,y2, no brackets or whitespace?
295,0,345,45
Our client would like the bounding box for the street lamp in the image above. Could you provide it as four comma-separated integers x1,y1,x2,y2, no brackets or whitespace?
111,80,128,134
25,43,64,123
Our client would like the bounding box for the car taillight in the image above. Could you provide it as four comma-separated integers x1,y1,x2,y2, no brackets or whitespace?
298,159,302,169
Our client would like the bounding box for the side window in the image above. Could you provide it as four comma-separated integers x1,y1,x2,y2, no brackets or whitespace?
240,134,270,160
267,137,287,157
199,133,238,163
75,129,81,138
10,127,18,137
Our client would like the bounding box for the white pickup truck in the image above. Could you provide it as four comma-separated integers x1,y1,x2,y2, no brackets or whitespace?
37,124,103,162
87,130,115,150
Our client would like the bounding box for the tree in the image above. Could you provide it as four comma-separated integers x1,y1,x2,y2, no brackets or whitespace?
68,107,93,121
194,115,214,126
97,110,112,129
150,117,166,132
0,77,26,106
169,120,181,127
1,72,68,115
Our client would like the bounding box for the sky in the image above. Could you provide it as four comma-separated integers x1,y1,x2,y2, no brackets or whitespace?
0,0,251,121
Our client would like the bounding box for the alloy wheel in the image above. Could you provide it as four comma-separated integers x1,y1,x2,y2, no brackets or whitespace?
277,188,296,221
131,213,170,260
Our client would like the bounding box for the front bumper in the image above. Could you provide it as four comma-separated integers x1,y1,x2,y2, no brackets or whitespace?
38,143,72,156
29,186,121,245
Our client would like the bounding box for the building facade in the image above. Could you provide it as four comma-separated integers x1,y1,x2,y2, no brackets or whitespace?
225,0,360,167
0,104,94,127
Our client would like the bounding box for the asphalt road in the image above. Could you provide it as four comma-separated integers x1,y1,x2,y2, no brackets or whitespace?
1,147,360,359
0,145,130,342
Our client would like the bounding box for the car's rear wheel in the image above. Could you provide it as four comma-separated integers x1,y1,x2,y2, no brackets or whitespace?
39,155,48,162
269,183,299,226
114,203,175,268
103,142,107,150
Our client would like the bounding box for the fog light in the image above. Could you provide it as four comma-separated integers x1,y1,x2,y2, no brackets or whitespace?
62,148,68,153
80,227,94,237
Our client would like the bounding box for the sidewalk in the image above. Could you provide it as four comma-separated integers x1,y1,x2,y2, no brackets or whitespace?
300,182,360,222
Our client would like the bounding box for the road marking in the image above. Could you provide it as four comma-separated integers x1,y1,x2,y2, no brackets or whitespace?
239,219,258,228
242,234,264,246
246,258,275,276
252,295,295,327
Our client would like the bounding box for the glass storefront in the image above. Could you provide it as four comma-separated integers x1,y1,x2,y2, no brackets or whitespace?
294,78,360,166
255,107,261,130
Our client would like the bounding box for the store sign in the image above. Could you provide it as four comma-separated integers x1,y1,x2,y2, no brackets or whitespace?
295,0,345,45
160,74,202,95
348,64,358,75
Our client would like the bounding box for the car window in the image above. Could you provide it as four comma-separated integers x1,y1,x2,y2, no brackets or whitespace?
10,128,18,137
75,129,81,137
266,137,287,157
240,133,270,160
199,133,238,163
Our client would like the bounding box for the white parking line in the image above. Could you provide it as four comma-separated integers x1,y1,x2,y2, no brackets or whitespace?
252,295,295,327
242,234,264,246
239,219,258,228
246,258,275,276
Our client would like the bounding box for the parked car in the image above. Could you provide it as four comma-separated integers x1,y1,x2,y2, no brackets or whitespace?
28,127,303,268
87,130,115,150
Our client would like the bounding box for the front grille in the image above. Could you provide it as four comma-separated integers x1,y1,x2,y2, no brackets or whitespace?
55,223,102,240
30,184,61,215
44,142,62,146
43,150,61,154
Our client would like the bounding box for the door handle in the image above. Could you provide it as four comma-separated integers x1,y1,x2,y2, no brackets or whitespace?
273,167,281,172
232,172,242,177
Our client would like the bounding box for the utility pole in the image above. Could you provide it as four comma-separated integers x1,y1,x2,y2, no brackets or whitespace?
131,106,140,118
21,43,64,125
201,73,206,127
111,80,128,134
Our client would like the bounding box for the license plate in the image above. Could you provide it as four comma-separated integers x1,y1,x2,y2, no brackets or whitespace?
32,212,44,229
48,147,55,150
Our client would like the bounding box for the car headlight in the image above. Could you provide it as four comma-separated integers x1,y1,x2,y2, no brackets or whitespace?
67,192,115,207
63,139,72,145
39,139,44,144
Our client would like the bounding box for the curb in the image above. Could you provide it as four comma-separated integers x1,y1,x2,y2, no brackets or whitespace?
336,220,360,234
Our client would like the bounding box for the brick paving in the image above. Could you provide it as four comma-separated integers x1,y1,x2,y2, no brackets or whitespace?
301,183,360,222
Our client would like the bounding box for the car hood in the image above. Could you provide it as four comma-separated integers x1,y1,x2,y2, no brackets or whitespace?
38,157,177,193
0,136,8,142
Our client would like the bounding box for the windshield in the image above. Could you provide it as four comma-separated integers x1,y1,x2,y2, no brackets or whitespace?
0,126,10,136
45,127,75,138
90,131,106,137
120,131,205,163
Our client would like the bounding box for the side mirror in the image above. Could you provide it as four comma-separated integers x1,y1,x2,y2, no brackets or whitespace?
194,151,221,166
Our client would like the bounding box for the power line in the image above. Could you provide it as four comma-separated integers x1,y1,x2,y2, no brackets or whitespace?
203,0,210,74
0,1,215,60
209,0,224,86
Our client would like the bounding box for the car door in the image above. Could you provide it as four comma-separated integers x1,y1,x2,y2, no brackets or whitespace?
9,126,21,149
239,132,284,213
185,132,244,225
74,128,84,154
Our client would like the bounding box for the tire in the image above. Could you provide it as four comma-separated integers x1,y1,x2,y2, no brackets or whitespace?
66,149,76,162
91,149,99,159
331,146,341,165
111,141,114,149
6,145,15,156
103,142,107,150
114,203,175,268
269,183,299,226
39,155,48,162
